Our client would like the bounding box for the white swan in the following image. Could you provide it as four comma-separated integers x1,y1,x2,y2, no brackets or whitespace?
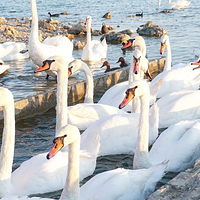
149,119,200,172
150,89,200,128
81,16,107,62
160,34,171,71
98,48,156,112
29,0,74,79
150,34,200,98
158,0,190,10
0,59,9,75
79,80,168,200
67,59,127,130
0,42,29,62
119,81,200,173
10,56,99,197
80,83,159,156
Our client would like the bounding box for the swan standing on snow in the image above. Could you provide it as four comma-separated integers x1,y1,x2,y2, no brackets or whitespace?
0,42,29,62
81,16,107,62
10,56,99,197
67,59,127,130
29,0,74,79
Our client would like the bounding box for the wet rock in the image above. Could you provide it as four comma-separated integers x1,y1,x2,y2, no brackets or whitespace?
60,12,68,15
148,158,200,200
73,41,86,50
0,17,7,24
102,12,111,19
100,29,134,44
137,20,167,37
4,26,18,35
68,22,87,35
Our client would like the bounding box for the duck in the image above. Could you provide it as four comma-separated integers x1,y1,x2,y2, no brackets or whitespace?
0,59,9,75
81,16,107,62
29,0,74,79
98,49,155,113
10,56,99,197
101,22,109,34
79,80,168,199
67,59,127,130
0,42,29,62
48,12,59,17
100,60,120,72
116,57,129,67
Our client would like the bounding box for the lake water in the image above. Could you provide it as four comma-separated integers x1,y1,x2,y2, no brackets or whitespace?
0,0,199,198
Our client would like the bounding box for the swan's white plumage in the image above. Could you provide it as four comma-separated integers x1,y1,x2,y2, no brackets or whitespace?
150,120,200,172
67,59,127,130
29,0,74,77
81,16,107,62
150,90,200,128
0,42,29,62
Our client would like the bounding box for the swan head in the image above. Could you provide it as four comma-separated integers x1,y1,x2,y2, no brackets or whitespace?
132,49,142,75
85,15,92,26
121,39,135,50
34,56,70,73
46,124,80,159
192,59,200,70
119,80,149,109
160,34,169,55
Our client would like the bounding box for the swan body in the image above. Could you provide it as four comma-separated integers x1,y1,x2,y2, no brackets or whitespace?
81,92,159,156
150,119,200,172
0,42,29,62
98,49,156,112
0,59,9,75
80,80,168,200
68,59,127,130
169,0,190,9
150,90,200,128
81,16,107,62
11,56,99,196
29,0,74,78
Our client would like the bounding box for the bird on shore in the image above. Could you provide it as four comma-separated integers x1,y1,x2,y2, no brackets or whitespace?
116,57,129,67
100,60,120,73
101,22,109,34
48,12,59,17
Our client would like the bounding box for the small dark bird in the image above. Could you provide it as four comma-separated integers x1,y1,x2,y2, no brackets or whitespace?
48,12,60,17
101,22,109,34
101,61,120,73
135,11,143,17
116,57,129,67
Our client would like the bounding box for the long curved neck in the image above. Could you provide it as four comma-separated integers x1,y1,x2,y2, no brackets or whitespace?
56,69,68,136
133,93,152,169
82,64,94,103
30,0,39,43
136,40,146,58
60,137,80,200
0,96,15,197
164,39,171,71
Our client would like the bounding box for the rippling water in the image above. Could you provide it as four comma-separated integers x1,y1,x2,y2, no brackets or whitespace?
0,0,198,198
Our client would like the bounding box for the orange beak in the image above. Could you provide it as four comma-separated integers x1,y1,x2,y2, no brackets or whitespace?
68,67,72,77
119,89,135,109
34,62,50,73
121,40,133,50
191,60,200,70
46,138,64,159
133,58,140,74
160,43,166,55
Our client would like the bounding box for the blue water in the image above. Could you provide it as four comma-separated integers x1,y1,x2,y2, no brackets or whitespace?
0,0,198,198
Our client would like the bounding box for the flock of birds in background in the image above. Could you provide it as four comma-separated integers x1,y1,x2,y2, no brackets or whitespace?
0,0,199,199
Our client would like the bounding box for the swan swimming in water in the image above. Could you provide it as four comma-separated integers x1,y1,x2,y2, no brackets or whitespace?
81,15,107,62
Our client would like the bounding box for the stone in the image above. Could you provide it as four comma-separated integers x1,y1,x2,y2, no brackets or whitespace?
73,41,86,50
67,22,87,35
137,20,167,37
0,17,7,24
4,26,18,35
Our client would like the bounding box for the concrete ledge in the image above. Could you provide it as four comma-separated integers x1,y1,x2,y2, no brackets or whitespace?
0,57,166,122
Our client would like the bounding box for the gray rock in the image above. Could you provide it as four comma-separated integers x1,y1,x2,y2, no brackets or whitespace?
137,20,167,37
68,22,87,35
